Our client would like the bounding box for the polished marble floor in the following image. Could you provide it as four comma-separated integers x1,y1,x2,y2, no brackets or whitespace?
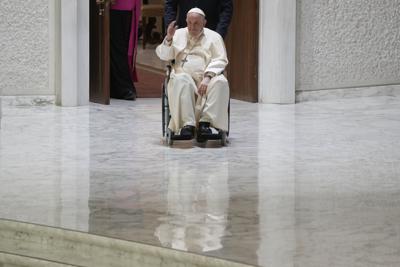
0,96,399,267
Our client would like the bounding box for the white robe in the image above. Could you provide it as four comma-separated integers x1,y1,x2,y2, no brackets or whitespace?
156,28,230,133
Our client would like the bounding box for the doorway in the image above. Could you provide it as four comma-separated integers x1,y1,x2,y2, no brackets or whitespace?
89,0,259,104
89,0,165,104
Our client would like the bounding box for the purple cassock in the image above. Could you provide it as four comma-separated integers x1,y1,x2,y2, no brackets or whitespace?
111,0,141,83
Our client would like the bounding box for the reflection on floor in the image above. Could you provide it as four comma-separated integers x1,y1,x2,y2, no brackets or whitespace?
0,96,400,267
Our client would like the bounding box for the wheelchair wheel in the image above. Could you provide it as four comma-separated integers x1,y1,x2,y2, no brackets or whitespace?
227,98,230,137
166,129,174,146
162,90,166,137
162,84,171,138
220,131,228,146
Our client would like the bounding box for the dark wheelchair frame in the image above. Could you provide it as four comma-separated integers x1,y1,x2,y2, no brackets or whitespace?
162,64,230,146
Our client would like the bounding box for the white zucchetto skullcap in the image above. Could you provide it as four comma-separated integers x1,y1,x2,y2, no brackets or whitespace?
187,7,206,17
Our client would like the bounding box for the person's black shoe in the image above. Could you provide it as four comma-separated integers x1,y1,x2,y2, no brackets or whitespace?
199,122,212,135
180,125,195,139
197,122,212,142
123,91,136,101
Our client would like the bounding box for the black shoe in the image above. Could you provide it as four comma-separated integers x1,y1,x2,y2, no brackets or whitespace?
123,91,136,101
180,125,195,139
197,122,212,142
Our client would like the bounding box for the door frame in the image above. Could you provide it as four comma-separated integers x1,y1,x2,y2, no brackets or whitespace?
226,0,259,102
89,0,111,104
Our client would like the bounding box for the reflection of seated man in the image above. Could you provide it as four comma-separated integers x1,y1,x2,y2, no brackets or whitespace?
154,157,229,253
156,8,229,141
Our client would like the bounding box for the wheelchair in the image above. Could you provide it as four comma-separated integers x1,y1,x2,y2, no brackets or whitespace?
162,64,229,146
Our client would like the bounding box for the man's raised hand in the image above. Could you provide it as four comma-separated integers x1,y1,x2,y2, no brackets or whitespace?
166,21,178,41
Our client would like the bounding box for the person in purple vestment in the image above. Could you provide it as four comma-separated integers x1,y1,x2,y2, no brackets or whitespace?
109,0,141,100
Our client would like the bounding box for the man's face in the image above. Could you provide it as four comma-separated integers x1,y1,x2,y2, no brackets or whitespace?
186,13,206,37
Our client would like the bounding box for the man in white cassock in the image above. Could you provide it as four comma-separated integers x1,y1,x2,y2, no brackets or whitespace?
156,7,229,141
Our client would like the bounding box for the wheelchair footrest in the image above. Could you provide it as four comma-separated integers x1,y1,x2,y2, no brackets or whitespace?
171,134,194,141
201,133,224,140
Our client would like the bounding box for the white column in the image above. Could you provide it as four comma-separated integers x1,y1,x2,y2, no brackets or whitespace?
0,81,2,128
54,0,89,107
61,0,78,106
259,0,296,104
77,0,90,106
49,0,61,105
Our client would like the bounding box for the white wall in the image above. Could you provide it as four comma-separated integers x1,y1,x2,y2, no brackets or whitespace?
0,0,51,96
0,0,88,106
296,0,400,92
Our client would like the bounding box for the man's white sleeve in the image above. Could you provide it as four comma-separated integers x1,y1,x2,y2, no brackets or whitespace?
205,34,229,75
156,38,175,61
